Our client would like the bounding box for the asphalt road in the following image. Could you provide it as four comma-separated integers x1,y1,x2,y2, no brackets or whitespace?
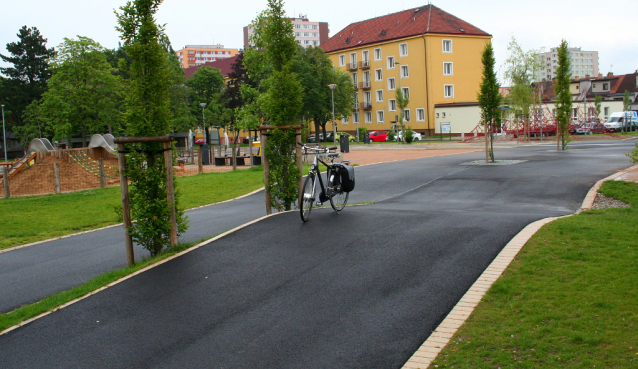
1,140,636,369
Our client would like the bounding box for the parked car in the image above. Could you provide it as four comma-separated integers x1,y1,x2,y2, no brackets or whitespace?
242,136,260,144
335,132,355,143
307,133,326,143
369,130,388,142
390,131,423,141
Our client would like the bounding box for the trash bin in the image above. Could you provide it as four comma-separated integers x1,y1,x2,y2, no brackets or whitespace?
201,144,210,165
339,133,350,153
363,133,370,144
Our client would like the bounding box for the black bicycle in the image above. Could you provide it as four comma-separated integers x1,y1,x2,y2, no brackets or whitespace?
298,142,353,222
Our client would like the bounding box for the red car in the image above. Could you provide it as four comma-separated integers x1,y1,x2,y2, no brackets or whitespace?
369,130,388,142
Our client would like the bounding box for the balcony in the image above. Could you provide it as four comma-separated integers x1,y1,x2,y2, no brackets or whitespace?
348,62,358,71
351,104,359,112
360,102,372,110
359,60,370,70
359,81,371,90
353,82,359,90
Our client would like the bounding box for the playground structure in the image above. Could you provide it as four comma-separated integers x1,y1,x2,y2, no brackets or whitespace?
462,99,613,142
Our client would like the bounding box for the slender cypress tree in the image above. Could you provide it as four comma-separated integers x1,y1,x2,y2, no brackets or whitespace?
478,42,502,162
555,40,572,151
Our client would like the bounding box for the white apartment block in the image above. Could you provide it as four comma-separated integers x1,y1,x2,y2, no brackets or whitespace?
243,15,329,49
175,45,239,69
537,47,599,81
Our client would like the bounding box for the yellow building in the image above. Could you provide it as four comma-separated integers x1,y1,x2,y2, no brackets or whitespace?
321,5,491,136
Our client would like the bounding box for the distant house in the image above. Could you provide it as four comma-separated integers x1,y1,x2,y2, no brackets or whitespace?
175,45,239,69
183,54,239,81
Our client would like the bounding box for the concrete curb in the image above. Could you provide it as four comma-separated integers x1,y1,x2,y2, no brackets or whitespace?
401,164,638,369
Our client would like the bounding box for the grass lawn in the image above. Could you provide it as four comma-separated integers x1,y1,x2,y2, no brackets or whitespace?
0,166,264,250
431,180,638,368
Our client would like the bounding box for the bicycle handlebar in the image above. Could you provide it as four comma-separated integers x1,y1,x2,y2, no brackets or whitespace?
297,142,338,153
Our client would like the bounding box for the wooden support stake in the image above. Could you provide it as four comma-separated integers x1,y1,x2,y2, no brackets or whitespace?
163,141,178,248
261,129,271,215
53,163,61,194
117,143,135,267
99,158,106,188
197,148,203,174
296,127,303,201
2,167,9,198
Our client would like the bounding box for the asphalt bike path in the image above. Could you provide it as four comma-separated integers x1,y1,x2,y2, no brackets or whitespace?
1,140,635,368
0,147,475,314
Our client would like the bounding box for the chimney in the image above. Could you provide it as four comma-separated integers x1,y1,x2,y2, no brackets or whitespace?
598,74,603,78
574,76,580,80
607,72,613,77
585,74,590,79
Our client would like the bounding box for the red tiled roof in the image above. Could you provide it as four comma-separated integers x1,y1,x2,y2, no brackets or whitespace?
184,55,239,80
321,4,490,53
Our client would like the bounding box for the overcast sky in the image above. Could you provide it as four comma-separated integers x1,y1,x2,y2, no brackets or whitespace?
1,0,636,84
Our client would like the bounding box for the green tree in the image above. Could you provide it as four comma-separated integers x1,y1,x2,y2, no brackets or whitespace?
251,0,304,212
554,39,572,151
186,66,227,139
36,36,123,146
503,36,543,141
478,42,502,163
292,46,354,139
116,0,187,256
623,90,632,133
594,95,602,120
0,26,56,133
395,86,410,143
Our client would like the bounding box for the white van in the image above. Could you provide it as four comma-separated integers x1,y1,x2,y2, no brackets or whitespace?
604,111,638,131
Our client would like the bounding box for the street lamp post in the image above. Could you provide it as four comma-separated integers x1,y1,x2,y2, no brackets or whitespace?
199,102,207,144
328,84,337,146
1,104,6,162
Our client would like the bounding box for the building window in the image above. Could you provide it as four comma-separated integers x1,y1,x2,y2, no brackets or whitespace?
351,73,358,86
363,71,370,83
377,111,384,123
389,99,397,112
388,77,395,91
404,109,410,122
304,32,309,37
400,43,408,57
401,87,410,98
603,83,609,90
365,111,372,124
342,115,349,125
312,25,318,29
375,68,383,81
364,91,371,105
444,85,454,98
387,56,395,69
295,24,301,29
374,48,381,61
339,55,345,67
444,62,453,75
362,50,369,62
350,53,357,69
376,90,384,102
353,112,359,124
400,65,409,78
443,39,452,53
416,108,425,122
604,107,610,119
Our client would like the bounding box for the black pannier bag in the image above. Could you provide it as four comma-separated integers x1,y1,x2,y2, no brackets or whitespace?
333,163,355,192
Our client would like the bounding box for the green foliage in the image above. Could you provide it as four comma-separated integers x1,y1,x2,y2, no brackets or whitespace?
404,126,414,144
36,36,123,146
387,129,396,141
264,129,300,211
395,87,410,126
623,90,631,112
478,42,502,162
0,26,56,133
116,0,188,255
357,126,368,141
503,36,543,139
555,39,572,151
627,143,638,163
594,94,602,120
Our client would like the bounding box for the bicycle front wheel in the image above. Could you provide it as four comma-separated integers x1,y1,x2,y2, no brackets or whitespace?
328,176,349,212
300,174,315,222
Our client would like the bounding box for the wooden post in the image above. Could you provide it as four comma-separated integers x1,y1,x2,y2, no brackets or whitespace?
485,120,489,163
261,128,271,215
53,163,61,194
296,127,303,201
232,136,237,171
99,158,106,188
117,142,135,267
249,134,254,169
197,148,203,174
2,166,9,198
163,141,178,248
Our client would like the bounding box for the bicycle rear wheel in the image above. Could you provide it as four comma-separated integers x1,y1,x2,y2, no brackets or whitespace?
328,173,349,212
300,174,315,222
